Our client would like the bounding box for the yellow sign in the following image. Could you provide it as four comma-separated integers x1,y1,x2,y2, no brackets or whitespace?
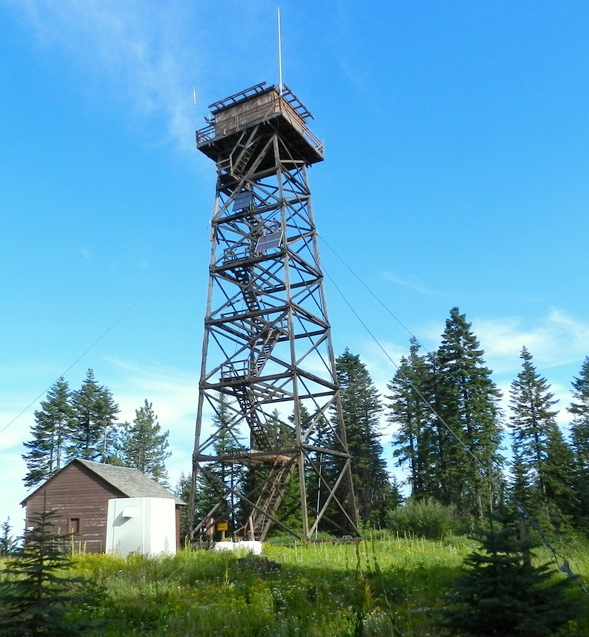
216,521,228,531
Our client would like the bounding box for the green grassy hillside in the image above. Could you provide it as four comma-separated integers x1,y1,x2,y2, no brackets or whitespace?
3,535,589,636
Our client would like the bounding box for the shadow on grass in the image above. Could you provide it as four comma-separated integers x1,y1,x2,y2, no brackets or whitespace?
72,539,471,637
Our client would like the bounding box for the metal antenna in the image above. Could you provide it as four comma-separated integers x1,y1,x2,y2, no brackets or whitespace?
277,7,283,95
192,86,198,128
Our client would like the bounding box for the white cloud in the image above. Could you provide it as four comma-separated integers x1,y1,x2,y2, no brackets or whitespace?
102,356,197,427
0,421,27,451
414,308,589,377
475,309,589,374
100,357,203,488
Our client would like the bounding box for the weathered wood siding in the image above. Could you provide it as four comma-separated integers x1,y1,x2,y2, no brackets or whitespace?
214,88,306,138
24,463,123,553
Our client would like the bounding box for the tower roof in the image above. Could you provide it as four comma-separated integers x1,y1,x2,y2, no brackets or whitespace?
196,82,323,168
207,82,314,121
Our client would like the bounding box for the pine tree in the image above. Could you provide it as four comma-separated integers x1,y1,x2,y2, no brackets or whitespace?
333,349,394,528
509,347,577,531
272,404,317,533
388,338,439,499
119,399,170,484
438,507,582,637
434,307,504,519
69,369,120,463
22,378,75,488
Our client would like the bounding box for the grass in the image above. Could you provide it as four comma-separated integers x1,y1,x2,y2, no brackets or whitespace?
3,534,589,636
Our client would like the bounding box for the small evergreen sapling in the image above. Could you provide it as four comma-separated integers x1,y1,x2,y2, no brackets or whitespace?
438,508,582,637
0,506,101,636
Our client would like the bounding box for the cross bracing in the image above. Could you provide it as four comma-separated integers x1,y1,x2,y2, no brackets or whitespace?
188,84,358,542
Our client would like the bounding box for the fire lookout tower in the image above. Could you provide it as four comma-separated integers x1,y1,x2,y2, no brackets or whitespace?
188,82,358,542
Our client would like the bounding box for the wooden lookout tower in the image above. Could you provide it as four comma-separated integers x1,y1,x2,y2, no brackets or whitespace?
188,82,358,542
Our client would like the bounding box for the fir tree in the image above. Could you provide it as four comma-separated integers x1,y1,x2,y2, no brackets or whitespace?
0,517,18,556
175,472,191,543
119,399,170,484
569,356,589,461
273,404,318,534
0,507,101,636
438,507,582,637
69,369,120,463
388,338,438,499
22,378,75,488
434,307,504,519
568,356,589,530
237,408,293,536
509,347,577,531
333,349,394,528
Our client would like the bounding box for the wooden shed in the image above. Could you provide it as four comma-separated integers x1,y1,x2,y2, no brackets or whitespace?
21,459,185,553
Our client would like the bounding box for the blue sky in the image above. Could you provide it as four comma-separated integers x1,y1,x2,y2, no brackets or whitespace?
2,1,589,531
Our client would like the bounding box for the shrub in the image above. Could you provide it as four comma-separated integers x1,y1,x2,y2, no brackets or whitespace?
387,498,459,539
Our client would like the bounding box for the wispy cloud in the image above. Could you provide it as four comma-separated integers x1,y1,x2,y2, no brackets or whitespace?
414,308,589,376
8,0,200,151
351,309,589,436
382,271,449,297
0,451,28,531
475,309,589,374
102,357,198,424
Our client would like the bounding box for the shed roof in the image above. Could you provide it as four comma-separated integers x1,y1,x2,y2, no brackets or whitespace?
21,459,185,506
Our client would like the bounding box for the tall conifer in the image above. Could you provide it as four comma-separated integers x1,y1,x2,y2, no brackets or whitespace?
509,347,576,530
434,308,503,518
388,338,438,499
23,378,75,488
569,357,589,454
568,356,589,530
69,369,120,463
334,349,394,528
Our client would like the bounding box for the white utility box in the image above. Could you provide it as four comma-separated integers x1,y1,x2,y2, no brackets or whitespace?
213,540,263,555
106,497,176,557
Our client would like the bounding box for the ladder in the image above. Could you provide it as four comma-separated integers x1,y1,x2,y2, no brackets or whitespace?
245,459,297,541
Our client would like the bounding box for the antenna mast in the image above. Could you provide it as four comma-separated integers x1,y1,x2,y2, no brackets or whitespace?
277,8,283,95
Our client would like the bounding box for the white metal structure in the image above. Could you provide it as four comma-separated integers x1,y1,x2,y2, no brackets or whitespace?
106,497,176,557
